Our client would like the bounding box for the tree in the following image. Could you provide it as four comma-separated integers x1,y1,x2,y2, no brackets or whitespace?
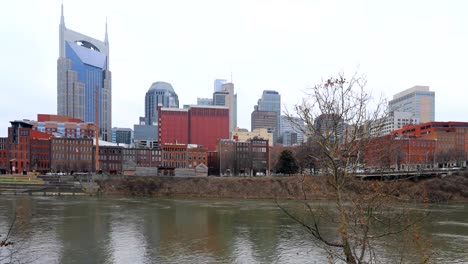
278,72,428,263
275,150,299,175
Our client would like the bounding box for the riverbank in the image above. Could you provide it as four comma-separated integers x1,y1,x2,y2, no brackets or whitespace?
97,174,468,203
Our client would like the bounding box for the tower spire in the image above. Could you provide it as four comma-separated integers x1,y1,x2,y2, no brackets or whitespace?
59,0,66,58
60,0,65,25
104,17,109,45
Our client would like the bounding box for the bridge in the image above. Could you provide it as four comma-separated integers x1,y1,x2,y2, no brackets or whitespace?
354,168,464,180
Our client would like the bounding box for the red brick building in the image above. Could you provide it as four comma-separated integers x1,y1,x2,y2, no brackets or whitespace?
0,137,7,173
158,105,229,151
30,138,51,173
364,135,436,170
161,143,208,174
30,114,95,139
7,121,52,173
50,138,93,173
158,108,189,145
392,122,468,166
189,106,229,151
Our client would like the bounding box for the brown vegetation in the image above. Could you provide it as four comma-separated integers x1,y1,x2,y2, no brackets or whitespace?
97,175,468,203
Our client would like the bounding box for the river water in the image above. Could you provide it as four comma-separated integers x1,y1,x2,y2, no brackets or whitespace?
0,196,466,264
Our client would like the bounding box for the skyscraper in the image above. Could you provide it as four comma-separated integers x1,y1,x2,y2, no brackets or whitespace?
214,79,227,92
213,83,237,132
57,4,112,141
251,107,277,137
389,86,435,123
256,90,281,142
145,82,179,126
280,115,306,146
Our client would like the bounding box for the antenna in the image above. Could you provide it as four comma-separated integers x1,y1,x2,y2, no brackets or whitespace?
230,65,233,83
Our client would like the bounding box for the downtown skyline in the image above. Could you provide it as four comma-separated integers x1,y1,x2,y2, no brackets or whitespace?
1,0,468,137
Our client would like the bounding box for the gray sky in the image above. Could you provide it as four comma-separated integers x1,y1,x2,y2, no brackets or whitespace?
1,0,467,137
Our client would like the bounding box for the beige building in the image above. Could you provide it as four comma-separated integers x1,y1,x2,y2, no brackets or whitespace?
230,128,273,146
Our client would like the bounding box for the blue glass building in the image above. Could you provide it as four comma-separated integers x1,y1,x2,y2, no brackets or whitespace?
57,4,112,141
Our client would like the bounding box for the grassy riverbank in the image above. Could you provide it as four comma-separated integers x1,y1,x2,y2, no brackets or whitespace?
97,174,468,203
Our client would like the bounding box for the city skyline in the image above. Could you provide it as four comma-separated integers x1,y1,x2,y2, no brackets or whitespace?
1,0,468,137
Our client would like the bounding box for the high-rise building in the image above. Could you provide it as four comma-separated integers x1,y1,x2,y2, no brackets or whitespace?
370,111,419,137
314,113,345,143
251,107,277,138
280,115,306,146
214,79,227,92
255,91,281,142
145,82,179,126
213,83,237,132
57,4,112,141
389,86,435,123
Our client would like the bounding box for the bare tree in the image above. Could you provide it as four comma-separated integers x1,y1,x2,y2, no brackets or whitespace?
278,72,429,263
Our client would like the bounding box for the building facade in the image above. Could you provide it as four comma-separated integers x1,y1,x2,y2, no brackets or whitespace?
197,98,213,106
145,82,179,126
256,90,281,142
158,108,190,145
251,109,277,139
188,105,230,151
214,79,227,92
112,127,133,145
30,114,95,139
50,137,93,173
280,115,306,146
0,137,7,174
370,111,419,137
159,105,229,151
230,128,273,147
389,86,435,123
213,83,237,132
392,122,468,166
57,4,111,141
216,138,269,176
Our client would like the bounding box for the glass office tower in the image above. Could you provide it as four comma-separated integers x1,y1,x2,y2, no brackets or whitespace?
145,82,179,126
57,4,112,141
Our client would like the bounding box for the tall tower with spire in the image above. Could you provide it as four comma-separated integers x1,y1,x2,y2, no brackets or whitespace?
57,3,112,141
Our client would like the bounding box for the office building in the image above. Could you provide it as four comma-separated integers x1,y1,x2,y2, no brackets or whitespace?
214,79,227,92
231,128,273,147
57,4,112,141
256,90,281,142
370,111,419,137
145,81,179,126
389,86,435,123
251,108,277,140
213,83,237,132
280,115,306,146
112,127,133,145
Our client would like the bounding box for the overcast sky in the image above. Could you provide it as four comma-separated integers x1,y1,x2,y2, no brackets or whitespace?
1,0,467,137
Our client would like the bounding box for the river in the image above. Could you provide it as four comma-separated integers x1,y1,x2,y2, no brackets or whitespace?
0,196,466,263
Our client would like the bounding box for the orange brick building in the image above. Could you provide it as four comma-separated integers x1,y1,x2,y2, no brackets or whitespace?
392,122,468,166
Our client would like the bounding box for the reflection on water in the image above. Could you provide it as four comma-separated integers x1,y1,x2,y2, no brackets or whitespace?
0,196,467,264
